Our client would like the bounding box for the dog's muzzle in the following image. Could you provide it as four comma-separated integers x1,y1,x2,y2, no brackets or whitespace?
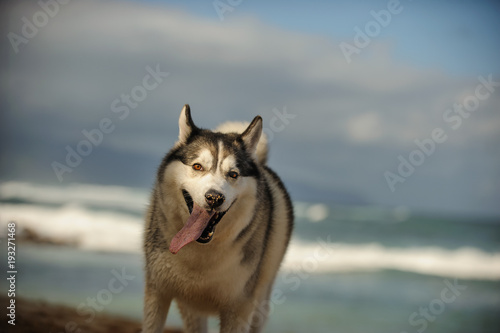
181,189,227,244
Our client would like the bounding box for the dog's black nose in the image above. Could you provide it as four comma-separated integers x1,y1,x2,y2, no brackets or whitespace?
205,190,225,208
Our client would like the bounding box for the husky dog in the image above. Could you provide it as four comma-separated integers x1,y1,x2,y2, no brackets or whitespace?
143,105,293,333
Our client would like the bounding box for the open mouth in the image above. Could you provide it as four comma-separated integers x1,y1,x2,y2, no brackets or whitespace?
182,190,227,243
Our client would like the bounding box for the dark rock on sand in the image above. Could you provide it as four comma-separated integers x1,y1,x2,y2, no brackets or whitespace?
0,296,181,333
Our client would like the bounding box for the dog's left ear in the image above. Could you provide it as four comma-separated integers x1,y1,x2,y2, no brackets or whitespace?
241,116,263,155
178,104,198,144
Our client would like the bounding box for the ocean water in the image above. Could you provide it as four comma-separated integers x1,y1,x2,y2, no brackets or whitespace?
0,181,499,333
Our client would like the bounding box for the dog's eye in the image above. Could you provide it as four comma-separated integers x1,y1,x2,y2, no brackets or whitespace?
192,163,203,171
228,171,239,179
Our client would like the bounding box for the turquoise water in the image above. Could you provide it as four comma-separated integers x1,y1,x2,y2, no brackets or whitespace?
1,182,499,332
2,243,499,333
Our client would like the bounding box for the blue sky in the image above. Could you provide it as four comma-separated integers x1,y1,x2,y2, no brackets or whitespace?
1,0,499,217
143,0,500,76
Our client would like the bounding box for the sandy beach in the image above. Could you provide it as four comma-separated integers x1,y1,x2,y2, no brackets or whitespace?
0,296,182,333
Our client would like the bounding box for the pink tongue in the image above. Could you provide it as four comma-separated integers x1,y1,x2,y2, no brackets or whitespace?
169,203,215,254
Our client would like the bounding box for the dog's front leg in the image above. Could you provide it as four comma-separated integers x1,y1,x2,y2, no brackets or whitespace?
177,300,208,333
143,283,172,333
219,303,255,333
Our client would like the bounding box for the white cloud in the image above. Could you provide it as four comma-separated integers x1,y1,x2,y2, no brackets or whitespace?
346,112,382,143
4,0,484,148
2,0,499,215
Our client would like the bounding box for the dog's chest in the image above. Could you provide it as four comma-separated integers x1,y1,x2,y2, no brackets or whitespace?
164,244,251,309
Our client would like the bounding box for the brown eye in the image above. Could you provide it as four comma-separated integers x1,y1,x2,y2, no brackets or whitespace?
193,163,203,171
228,171,239,179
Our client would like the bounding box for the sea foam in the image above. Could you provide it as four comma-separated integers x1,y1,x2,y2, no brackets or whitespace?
1,181,499,280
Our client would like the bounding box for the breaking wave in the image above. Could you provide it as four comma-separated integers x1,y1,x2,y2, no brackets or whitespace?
1,181,499,280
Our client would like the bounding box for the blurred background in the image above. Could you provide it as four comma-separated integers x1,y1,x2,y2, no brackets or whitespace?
0,0,499,332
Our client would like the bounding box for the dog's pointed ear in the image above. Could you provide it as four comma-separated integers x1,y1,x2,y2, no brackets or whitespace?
178,104,198,144
241,116,263,155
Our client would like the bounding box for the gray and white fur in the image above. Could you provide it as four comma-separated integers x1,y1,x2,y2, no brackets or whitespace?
143,105,293,333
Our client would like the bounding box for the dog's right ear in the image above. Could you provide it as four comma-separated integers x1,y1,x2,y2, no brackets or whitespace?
178,104,198,144
241,116,263,156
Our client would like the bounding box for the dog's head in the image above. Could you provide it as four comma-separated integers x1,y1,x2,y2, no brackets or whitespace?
163,105,263,254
